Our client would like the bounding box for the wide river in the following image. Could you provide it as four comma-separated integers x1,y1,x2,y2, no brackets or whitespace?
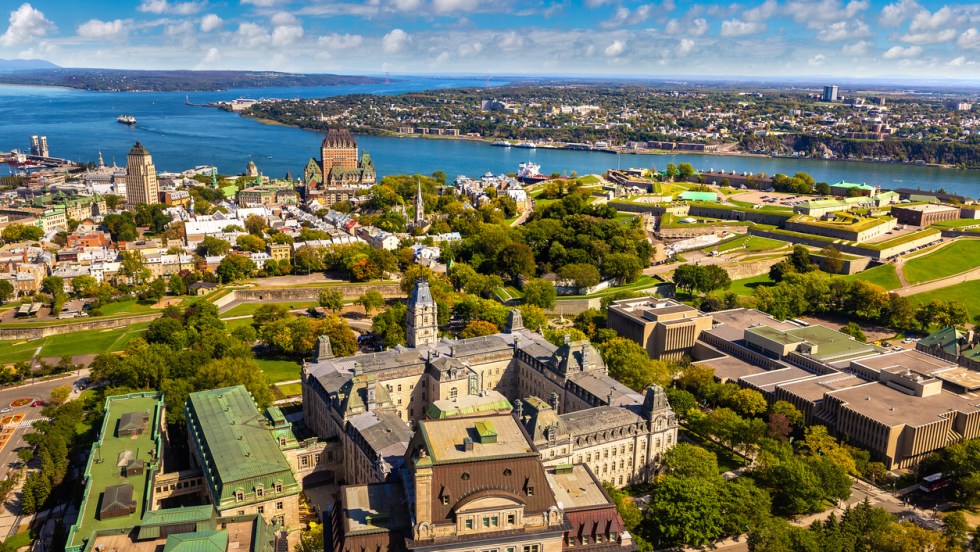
3,77,977,195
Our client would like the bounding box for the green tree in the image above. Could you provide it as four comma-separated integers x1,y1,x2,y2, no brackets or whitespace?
168,273,188,296
731,388,768,417
522,278,557,309
298,521,325,552
942,511,969,550
245,214,267,236
557,263,601,288
253,304,290,327
236,234,266,252
678,162,695,179
819,245,844,274
119,250,151,284
216,254,256,283
372,303,407,348
662,443,720,479
0,280,12,304
496,242,536,281
197,236,231,256
603,253,643,284
646,476,724,546
665,388,698,420
318,288,345,312
460,320,499,338
600,337,672,390
196,357,272,408
357,289,386,314
49,385,71,405
1,223,44,243
293,245,326,274
840,321,866,342
70,275,98,297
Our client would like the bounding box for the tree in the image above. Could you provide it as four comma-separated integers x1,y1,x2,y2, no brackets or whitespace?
522,278,557,309
372,303,407,348
197,236,231,256
600,337,672,390
678,162,696,179
731,388,768,417
318,288,345,312
168,273,188,296
138,277,167,302
942,511,969,550
298,521,324,552
216,254,256,283
1,223,44,243
662,443,720,479
646,476,724,546
815,181,831,195
460,320,499,338
666,163,679,181
245,214,267,236
0,280,12,304
496,242,536,281
789,246,817,273
236,234,266,253
293,245,326,274
769,400,804,427
70,275,98,297
49,385,71,405
119,250,151,284
196,357,272,408
603,253,643,284
665,388,698,420
819,245,844,274
357,289,386,314
253,304,291,327
557,263,601,288
840,321,866,342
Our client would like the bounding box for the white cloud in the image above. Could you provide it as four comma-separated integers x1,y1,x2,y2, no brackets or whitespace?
721,19,766,37
816,20,872,41
241,0,279,6
842,39,872,55
745,0,778,22
882,44,922,58
809,53,827,65
908,6,953,32
433,51,450,64
900,28,957,44
959,28,980,49
270,12,297,26
382,28,410,54
318,33,363,50
604,39,626,57
391,0,422,10
77,19,127,39
201,47,220,64
497,30,524,51
785,0,868,25
200,13,222,32
235,22,270,47
665,18,708,36
585,0,615,7
433,0,479,13
946,55,974,67
271,24,303,46
677,38,695,56
0,3,55,47
138,0,206,15
457,41,483,57
879,0,920,27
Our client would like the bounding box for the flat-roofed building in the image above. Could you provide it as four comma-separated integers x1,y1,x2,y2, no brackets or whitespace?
607,297,713,361
891,204,961,227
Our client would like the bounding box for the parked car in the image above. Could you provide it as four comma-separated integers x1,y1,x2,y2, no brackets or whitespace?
0,407,12,414
30,401,44,407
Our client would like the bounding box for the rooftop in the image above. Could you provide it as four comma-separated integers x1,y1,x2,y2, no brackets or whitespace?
546,465,610,510
426,390,513,419
851,349,957,377
68,393,163,549
342,483,411,535
775,373,864,402
892,204,960,213
829,382,980,427
418,414,534,464
740,366,815,391
185,386,294,490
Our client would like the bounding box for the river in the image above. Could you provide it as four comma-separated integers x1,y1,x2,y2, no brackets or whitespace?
3,77,977,195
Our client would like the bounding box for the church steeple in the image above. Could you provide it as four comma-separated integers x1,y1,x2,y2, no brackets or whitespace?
407,279,438,348
414,179,425,226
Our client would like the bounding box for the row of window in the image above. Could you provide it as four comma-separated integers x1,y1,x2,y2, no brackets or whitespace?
235,482,284,502
567,533,616,546
463,513,516,530
155,478,201,494
465,545,539,552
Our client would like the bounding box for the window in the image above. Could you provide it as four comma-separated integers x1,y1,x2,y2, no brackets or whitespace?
526,486,534,497
275,482,283,493
483,517,490,528
276,501,283,510
301,456,309,468
450,387,458,399
236,490,244,502
503,468,512,476
256,487,264,498
398,384,402,391
258,506,265,514
583,537,589,545
238,510,245,516
507,514,515,525
522,546,539,552
466,519,474,530
461,472,470,480
491,517,499,527
442,496,450,505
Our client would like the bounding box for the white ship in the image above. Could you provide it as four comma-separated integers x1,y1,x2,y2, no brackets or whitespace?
117,115,136,125
517,161,547,184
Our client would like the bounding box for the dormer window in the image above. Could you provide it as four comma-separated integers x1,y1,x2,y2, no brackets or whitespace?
526,486,534,497
236,490,244,502
256,486,264,498
275,482,283,493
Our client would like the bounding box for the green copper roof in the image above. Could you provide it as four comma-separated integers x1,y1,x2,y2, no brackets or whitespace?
185,386,298,507
141,505,214,527
163,530,228,552
832,181,875,190
679,191,719,202
919,325,963,356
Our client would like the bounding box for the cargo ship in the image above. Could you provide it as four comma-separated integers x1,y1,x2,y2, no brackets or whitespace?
517,161,548,184
117,115,136,125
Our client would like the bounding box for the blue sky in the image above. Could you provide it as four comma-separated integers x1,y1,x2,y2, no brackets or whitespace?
0,0,978,78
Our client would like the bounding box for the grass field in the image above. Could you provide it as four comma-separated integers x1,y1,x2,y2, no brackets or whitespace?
909,280,980,317
97,300,158,316
254,358,302,383
708,235,788,254
728,274,773,296
0,322,150,364
841,263,902,290
903,240,980,284
276,382,302,397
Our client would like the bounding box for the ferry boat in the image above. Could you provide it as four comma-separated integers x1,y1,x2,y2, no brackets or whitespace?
492,141,513,147
117,115,136,125
517,161,548,184
515,142,536,149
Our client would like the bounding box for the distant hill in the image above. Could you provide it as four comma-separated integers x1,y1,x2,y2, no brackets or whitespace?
0,68,382,91
0,59,60,72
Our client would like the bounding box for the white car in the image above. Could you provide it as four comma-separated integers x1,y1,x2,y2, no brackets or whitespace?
0,407,12,413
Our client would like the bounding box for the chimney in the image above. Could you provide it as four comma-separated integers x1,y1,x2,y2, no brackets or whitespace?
463,437,474,452
514,399,523,420
549,392,559,412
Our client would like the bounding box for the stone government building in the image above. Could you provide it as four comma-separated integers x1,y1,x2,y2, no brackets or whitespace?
302,280,679,490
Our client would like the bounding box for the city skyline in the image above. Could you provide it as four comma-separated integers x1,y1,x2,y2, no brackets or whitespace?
0,0,977,80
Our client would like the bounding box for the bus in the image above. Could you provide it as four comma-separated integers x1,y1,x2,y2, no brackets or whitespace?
919,472,953,493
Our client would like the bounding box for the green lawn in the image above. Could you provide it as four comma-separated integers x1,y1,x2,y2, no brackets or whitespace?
840,263,902,290
903,240,980,284
0,323,150,363
930,218,980,229
276,382,302,397
254,358,302,383
728,274,774,296
97,300,158,316
909,280,980,316
557,275,663,299
708,235,788,254
578,174,601,184
679,427,749,473
221,301,319,318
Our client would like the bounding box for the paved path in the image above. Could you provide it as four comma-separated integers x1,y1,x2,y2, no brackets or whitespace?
894,264,980,296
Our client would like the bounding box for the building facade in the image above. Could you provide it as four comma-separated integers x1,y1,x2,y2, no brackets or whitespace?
125,141,160,206
607,298,713,361
304,129,376,189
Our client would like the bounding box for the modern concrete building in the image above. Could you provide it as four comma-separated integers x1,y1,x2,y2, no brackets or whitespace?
125,141,160,206
607,297,713,361
823,85,839,102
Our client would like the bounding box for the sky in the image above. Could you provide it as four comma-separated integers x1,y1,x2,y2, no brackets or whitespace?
0,0,978,79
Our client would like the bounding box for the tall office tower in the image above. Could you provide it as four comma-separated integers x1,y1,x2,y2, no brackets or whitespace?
823,85,839,102
125,141,159,206
30,135,48,157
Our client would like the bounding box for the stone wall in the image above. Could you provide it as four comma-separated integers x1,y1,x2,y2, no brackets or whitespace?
721,258,784,280
687,205,793,226
658,225,749,240
232,284,404,303
0,313,162,341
